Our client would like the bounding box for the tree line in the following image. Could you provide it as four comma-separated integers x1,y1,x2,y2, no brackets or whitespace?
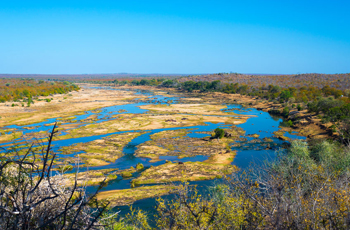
0,79,80,103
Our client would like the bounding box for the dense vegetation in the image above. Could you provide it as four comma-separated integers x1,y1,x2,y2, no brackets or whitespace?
0,78,79,103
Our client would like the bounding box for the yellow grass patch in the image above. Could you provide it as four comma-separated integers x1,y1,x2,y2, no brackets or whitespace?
97,185,177,206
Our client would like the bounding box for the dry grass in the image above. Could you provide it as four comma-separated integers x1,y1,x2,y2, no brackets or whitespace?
97,185,178,206
132,152,237,185
0,85,146,127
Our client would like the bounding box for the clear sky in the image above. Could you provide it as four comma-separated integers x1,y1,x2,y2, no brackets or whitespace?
0,0,349,74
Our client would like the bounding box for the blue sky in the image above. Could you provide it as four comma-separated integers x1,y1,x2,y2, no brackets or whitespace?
0,1,349,74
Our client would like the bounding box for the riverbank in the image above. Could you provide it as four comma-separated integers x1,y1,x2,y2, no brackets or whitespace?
0,84,146,128
121,85,335,141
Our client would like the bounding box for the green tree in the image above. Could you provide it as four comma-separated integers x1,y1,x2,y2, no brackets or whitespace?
214,128,225,139
282,107,290,118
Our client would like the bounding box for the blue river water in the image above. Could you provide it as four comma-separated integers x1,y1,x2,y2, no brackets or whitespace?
0,86,306,217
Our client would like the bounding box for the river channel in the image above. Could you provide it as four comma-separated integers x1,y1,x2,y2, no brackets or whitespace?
0,86,306,216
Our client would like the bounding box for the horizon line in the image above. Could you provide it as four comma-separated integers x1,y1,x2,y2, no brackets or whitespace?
0,72,349,77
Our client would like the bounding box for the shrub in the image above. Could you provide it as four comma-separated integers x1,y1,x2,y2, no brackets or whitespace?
282,107,290,117
0,124,113,229
121,171,133,178
214,128,225,139
136,163,144,171
153,140,350,229
280,120,294,127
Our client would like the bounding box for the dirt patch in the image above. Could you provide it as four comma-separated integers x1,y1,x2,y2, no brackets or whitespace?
135,128,243,161
273,131,290,141
56,114,245,140
0,85,147,127
132,152,237,185
140,103,237,116
136,145,169,162
58,132,146,167
0,131,22,143
63,165,141,187
97,185,177,206
63,168,118,186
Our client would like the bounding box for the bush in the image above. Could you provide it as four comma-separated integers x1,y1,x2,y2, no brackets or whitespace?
297,104,302,111
136,163,144,171
121,171,133,178
282,107,290,117
280,120,293,127
153,140,350,229
0,124,116,229
214,128,225,139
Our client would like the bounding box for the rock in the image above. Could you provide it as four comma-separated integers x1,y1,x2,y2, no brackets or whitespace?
247,134,260,138
277,136,289,141
224,130,232,137
289,111,299,116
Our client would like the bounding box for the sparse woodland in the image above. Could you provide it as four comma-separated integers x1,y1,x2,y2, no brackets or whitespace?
0,78,80,103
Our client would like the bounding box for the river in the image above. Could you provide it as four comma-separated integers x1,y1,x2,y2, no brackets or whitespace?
0,86,306,217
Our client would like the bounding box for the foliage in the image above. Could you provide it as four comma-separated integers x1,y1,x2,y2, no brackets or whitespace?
179,73,350,92
297,104,302,111
150,140,350,229
136,163,144,171
282,107,290,118
155,182,257,229
213,128,225,139
280,120,293,127
0,124,121,229
0,78,79,103
124,206,151,229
